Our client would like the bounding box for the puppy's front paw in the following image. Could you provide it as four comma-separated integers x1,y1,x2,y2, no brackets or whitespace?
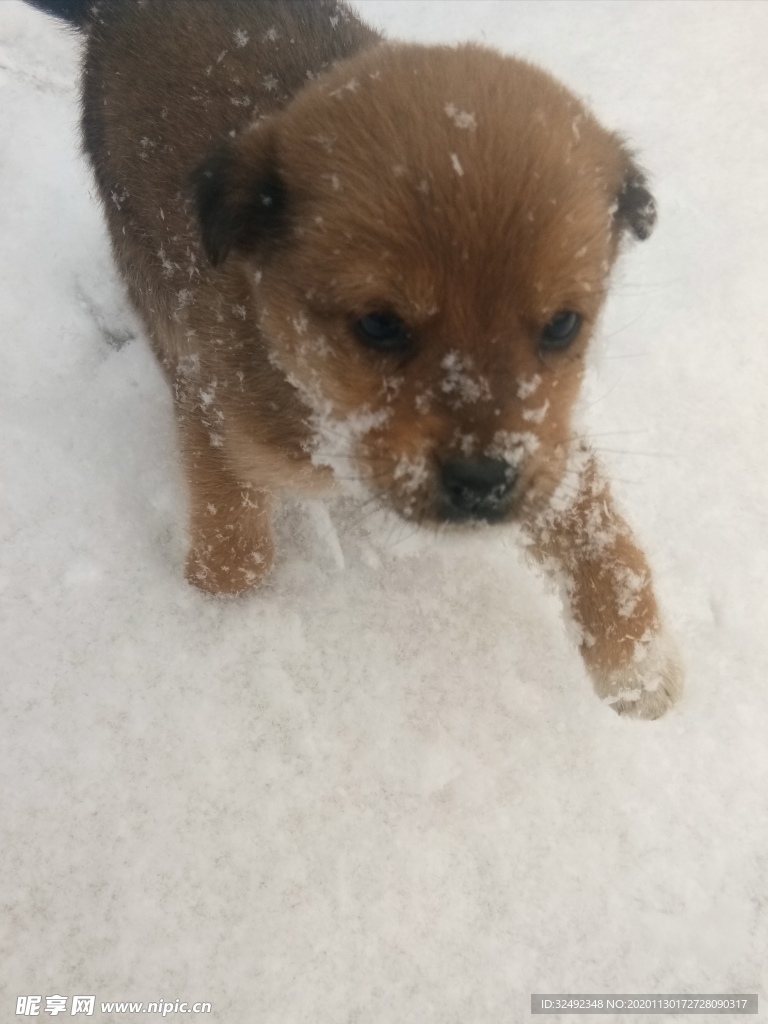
184,483,275,596
587,631,684,720
185,530,275,596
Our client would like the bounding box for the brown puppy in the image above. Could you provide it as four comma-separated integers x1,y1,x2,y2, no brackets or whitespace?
30,0,681,717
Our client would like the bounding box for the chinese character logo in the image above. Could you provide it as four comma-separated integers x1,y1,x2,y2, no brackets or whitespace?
70,997,95,1016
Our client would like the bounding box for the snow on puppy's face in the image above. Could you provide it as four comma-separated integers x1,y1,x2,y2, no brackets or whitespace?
196,44,655,525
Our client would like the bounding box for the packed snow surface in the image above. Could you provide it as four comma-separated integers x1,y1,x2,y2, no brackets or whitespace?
1,2,767,1021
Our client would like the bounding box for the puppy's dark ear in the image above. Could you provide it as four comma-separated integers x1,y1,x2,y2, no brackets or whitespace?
614,158,657,241
192,125,287,267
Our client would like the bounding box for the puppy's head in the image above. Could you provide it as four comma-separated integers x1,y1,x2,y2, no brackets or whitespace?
194,44,655,525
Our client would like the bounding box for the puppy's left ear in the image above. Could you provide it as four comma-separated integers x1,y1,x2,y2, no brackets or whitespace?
191,122,287,268
614,154,657,241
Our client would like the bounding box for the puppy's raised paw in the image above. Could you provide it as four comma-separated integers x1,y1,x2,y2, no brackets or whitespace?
589,631,684,720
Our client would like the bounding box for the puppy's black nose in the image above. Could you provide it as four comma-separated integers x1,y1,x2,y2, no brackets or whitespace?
439,457,516,521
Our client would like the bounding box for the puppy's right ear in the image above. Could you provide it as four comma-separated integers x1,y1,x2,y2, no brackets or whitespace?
614,152,657,242
192,124,287,268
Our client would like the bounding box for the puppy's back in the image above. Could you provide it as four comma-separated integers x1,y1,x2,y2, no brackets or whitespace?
81,0,379,301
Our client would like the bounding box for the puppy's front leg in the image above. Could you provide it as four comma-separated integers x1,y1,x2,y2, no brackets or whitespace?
524,449,682,718
175,406,275,596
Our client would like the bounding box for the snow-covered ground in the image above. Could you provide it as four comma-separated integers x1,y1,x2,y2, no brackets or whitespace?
1,1,767,1021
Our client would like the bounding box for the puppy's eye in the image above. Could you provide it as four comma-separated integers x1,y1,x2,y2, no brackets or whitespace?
354,313,412,352
540,311,583,351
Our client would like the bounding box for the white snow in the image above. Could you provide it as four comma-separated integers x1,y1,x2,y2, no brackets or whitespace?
522,399,550,424
329,76,360,98
445,102,477,131
307,404,392,498
1,0,768,1021
517,372,542,399
439,350,491,404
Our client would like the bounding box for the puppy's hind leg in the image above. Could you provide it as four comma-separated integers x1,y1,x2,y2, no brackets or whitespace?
175,406,275,596
524,449,683,719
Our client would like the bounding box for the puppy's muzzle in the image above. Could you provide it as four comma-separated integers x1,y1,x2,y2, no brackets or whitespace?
438,457,517,523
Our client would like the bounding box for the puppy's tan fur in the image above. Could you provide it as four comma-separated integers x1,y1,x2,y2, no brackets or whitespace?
71,0,680,716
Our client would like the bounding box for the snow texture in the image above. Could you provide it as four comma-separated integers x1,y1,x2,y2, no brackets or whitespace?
1,1,767,1021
